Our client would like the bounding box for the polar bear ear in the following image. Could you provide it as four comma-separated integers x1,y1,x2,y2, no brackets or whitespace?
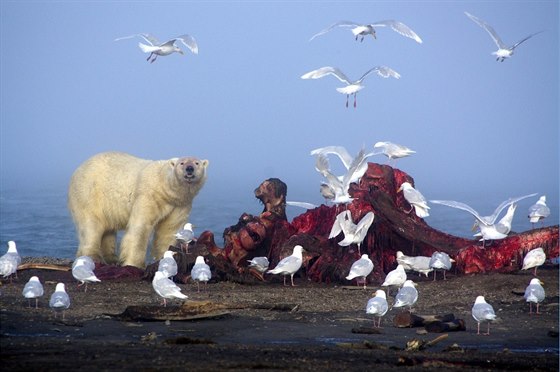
201,159,209,168
168,158,179,167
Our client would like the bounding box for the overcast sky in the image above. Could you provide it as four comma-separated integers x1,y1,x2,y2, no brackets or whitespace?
1,1,558,224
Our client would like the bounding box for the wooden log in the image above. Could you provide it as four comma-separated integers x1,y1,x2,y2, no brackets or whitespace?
425,319,466,333
393,312,455,328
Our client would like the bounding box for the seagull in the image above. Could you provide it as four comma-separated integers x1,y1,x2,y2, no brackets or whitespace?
152,270,188,306
381,264,407,295
524,278,545,314
329,210,375,254
175,222,195,253
72,257,101,292
158,251,178,278
72,255,95,271
0,241,21,280
22,276,44,309
286,201,319,210
471,295,497,335
397,182,430,218
115,33,198,63
266,245,304,287
247,257,270,273
191,255,212,292
372,141,416,164
392,280,418,312
528,195,550,228
521,247,546,276
474,203,517,238
345,254,374,288
464,12,544,62
366,289,389,328
301,66,400,108
313,149,371,204
430,193,537,244
429,251,454,281
310,20,422,43
49,283,70,320
312,146,373,189
396,251,433,277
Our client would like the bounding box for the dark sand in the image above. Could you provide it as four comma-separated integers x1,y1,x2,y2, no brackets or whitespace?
1,259,558,371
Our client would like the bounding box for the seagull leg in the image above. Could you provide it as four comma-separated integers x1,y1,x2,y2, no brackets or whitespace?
291,274,297,287
35,298,39,309
485,322,490,335
147,53,153,62
477,322,480,335
283,276,288,286
345,95,349,108
536,303,541,314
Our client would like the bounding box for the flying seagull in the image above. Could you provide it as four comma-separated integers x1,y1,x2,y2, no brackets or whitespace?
115,33,198,63
301,66,400,108
464,12,544,62
310,20,422,43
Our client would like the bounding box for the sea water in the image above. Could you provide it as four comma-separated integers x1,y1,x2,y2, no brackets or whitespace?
0,187,557,259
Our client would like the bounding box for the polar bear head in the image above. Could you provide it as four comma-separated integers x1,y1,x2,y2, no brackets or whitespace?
171,157,209,185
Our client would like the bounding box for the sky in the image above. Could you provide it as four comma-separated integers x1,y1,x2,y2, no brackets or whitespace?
1,1,558,227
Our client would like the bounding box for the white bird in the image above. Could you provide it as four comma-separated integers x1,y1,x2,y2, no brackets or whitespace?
430,193,537,244
158,251,178,278
247,257,270,273
372,141,416,164
528,195,550,227
396,251,433,277
115,33,198,63
392,280,418,311
345,254,374,288
152,270,188,306
310,20,422,43
474,203,517,238
301,66,400,108
267,245,304,287
329,210,375,254
397,182,430,218
49,283,70,320
72,255,95,271
381,264,407,294
521,247,546,276
191,255,212,292
524,278,545,314
471,296,497,335
175,222,195,253
286,201,319,210
0,241,21,279
72,257,101,292
464,12,544,62
22,276,44,309
313,149,371,205
366,289,389,328
429,251,454,281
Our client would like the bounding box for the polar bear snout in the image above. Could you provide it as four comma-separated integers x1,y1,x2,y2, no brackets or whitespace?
185,165,195,174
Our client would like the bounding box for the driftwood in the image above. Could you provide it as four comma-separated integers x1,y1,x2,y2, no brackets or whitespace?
405,334,450,351
17,263,71,272
393,312,456,328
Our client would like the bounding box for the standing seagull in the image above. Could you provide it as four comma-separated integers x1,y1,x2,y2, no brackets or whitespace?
115,33,198,63
524,278,545,314
345,254,374,288
175,223,195,253
381,264,407,295
521,247,546,276
528,195,550,228
72,256,101,292
392,280,418,312
22,276,44,309
373,141,416,164
158,251,178,278
191,256,212,292
301,66,400,108
464,12,544,62
267,245,304,287
429,251,454,281
0,241,21,280
471,296,497,335
310,20,422,43
329,210,375,254
247,257,270,273
366,290,389,328
152,271,188,306
49,283,70,320
398,182,430,218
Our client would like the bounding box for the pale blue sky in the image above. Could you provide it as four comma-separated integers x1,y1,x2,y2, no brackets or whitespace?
1,1,558,227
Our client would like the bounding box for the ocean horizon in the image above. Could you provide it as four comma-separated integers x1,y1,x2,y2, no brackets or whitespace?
0,186,557,261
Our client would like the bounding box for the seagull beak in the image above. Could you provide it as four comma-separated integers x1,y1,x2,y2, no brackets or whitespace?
397,185,403,193
471,221,479,232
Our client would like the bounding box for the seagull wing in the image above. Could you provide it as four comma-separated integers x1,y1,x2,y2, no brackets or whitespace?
370,20,422,43
464,11,506,49
356,211,375,235
310,146,354,169
309,20,361,41
511,30,545,50
431,200,489,225
301,67,352,85
489,193,537,222
359,66,401,82
286,201,318,209
174,34,199,54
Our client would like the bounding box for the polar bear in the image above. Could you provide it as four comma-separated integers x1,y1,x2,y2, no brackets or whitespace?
68,151,208,268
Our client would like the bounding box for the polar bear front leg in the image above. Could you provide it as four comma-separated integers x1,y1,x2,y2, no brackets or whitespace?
152,208,189,261
119,204,159,268
100,231,119,264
